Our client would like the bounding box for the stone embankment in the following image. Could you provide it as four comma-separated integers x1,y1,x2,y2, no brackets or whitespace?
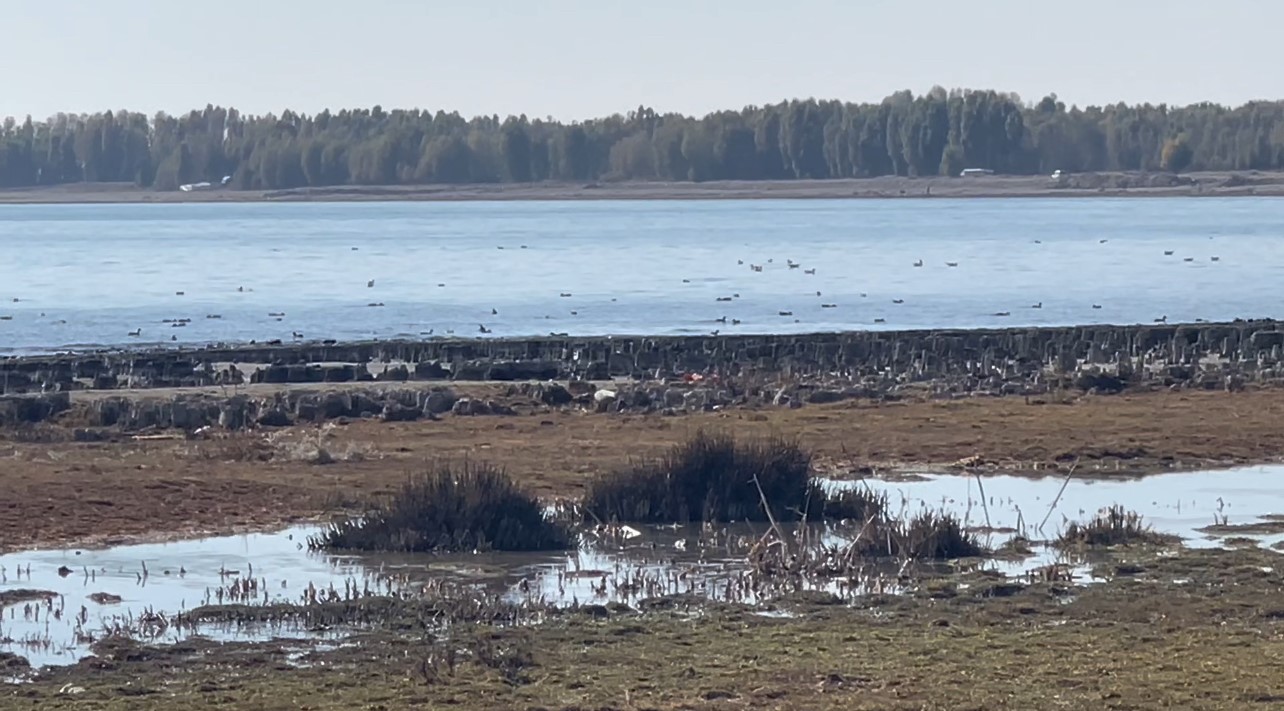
1,321,1280,430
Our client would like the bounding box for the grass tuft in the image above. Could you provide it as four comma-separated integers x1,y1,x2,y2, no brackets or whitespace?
580,431,817,523
310,461,574,553
851,510,985,560
1057,505,1175,547
818,485,887,522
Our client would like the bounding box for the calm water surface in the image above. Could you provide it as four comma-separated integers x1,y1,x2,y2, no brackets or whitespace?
2,197,1283,353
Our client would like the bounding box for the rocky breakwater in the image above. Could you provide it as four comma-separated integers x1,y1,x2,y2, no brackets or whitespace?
2,319,1282,398
0,386,512,431
2,317,1283,430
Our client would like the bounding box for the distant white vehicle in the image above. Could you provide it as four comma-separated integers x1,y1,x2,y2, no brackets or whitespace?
178,176,233,192
959,168,994,177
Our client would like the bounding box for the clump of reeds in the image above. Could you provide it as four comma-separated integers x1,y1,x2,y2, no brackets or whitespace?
310,461,574,553
850,511,985,560
818,486,887,522
1056,505,1174,547
580,431,819,523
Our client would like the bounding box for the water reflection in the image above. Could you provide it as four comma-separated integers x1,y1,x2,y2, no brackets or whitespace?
4,464,1284,667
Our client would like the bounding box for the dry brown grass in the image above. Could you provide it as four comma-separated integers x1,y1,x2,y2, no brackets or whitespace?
1,387,1282,552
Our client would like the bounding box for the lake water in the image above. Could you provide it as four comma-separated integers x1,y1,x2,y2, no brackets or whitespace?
2,197,1283,354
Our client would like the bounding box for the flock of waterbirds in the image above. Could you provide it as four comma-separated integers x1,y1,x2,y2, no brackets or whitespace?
0,239,1228,343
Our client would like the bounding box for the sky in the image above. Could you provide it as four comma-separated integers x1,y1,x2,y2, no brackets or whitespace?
2,0,1279,121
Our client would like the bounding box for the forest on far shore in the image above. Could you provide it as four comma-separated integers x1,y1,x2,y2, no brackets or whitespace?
1,88,1281,191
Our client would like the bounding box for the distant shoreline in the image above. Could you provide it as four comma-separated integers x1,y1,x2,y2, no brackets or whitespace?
2,171,1284,205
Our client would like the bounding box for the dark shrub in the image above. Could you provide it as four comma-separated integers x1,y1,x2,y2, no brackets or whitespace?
311,461,574,552
581,431,817,523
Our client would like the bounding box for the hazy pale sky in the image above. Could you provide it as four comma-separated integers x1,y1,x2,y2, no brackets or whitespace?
3,0,1277,121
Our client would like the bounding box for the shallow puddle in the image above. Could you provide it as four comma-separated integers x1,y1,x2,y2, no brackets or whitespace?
4,464,1284,668
0,527,362,668
861,464,1284,551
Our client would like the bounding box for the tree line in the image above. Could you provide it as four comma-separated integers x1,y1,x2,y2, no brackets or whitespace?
2,88,1284,190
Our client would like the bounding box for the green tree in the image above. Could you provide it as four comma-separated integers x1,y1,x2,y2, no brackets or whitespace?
1161,136,1194,172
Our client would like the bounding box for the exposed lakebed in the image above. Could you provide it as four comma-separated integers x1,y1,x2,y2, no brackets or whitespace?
4,465,1284,669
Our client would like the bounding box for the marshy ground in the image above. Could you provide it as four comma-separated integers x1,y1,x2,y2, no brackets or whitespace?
5,386,1284,708
3,387,1284,551
10,545,1284,710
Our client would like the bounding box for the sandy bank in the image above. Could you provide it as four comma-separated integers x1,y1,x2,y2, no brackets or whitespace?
2,170,1284,204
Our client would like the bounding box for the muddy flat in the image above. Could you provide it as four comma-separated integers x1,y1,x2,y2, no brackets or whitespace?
4,387,1284,552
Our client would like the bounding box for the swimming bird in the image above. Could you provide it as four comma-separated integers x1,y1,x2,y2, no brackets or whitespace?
1154,315,1168,323
804,268,816,275
892,299,904,304
237,286,244,292
1033,240,1042,244
175,291,185,296
731,319,741,325
913,259,923,267
491,308,498,315
778,311,793,316
1183,257,1194,262
1164,250,1174,256
716,297,733,302
816,291,822,297
737,259,744,265
1092,304,1102,309
821,303,837,309
0,316,11,321
367,279,375,288
1211,256,1220,262
559,292,573,298
873,318,886,323
788,262,800,269
438,283,446,287
292,331,303,339
715,316,727,323
945,262,958,267
478,324,491,334
682,279,690,283
993,311,1010,317
128,328,141,337
1031,302,1042,309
